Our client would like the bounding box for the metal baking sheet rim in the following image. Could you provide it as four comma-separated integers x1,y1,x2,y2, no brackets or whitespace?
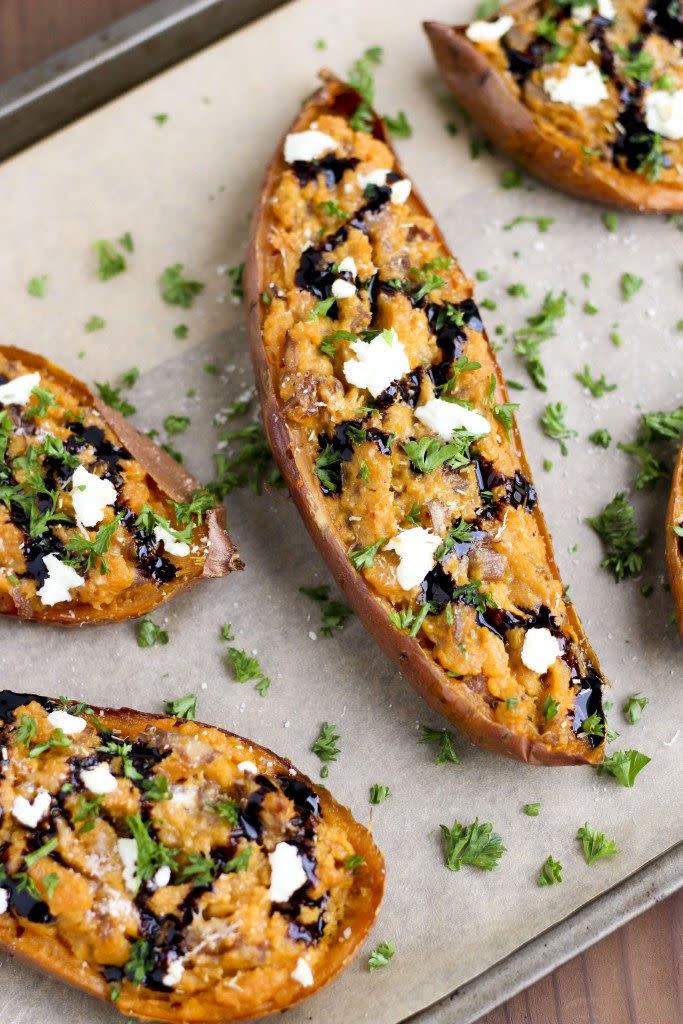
408,842,682,1024
1,2,681,1021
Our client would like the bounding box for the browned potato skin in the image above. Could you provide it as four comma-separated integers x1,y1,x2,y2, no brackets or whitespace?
424,11,683,213
666,442,683,633
245,74,606,766
0,345,243,624
0,700,384,1023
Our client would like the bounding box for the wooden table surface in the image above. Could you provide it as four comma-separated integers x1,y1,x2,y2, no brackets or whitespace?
1,3,681,1022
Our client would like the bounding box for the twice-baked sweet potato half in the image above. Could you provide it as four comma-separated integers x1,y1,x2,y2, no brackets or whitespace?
0,346,241,624
425,0,683,212
666,441,683,632
245,74,607,765
0,690,383,1022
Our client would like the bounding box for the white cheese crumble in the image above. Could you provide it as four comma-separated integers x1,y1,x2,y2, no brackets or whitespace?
36,554,85,606
644,89,683,141
386,527,442,590
71,464,117,528
80,762,118,795
598,0,616,17
571,4,593,22
465,15,514,42
12,788,51,829
390,178,412,205
337,256,357,276
520,628,563,675
162,959,185,988
415,397,490,441
357,168,410,204
117,837,139,893
291,957,314,987
544,61,608,110
268,842,307,903
153,865,172,888
237,760,258,774
284,130,338,164
343,328,410,398
331,278,357,299
153,524,190,557
0,371,40,407
0,889,8,914
46,709,86,735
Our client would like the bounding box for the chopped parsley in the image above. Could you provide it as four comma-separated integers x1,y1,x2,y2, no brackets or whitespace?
74,794,104,834
160,263,205,308
85,315,106,333
368,941,395,970
383,110,412,138
575,365,617,398
620,272,644,301
403,430,479,473
617,405,683,490
310,296,336,320
227,263,244,299
163,414,190,436
586,492,649,581
173,324,189,339
540,402,577,455
135,617,169,648
94,240,126,280
538,855,562,886
597,748,650,787
118,231,134,252
623,693,648,725
452,579,496,613
345,854,365,872
513,291,566,390
211,799,239,826
504,215,555,233
95,368,137,416
441,818,506,871
524,803,541,817
311,722,341,778
577,823,618,865
542,695,560,720
65,515,123,574
507,282,528,297
299,584,353,637
349,538,385,570
27,275,48,298
602,212,618,232
369,784,390,804
420,726,461,765
314,444,341,491
24,837,58,867
589,428,611,448
500,167,523,188
153,113,169,125
164,694,197,720
210,422,282,497
223,629,271,696
127,813,177,884
580,712,605,738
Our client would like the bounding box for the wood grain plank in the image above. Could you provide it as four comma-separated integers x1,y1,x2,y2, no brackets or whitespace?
1,4,681,1024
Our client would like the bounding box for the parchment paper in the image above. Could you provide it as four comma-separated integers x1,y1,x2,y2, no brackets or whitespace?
0,2,681,1022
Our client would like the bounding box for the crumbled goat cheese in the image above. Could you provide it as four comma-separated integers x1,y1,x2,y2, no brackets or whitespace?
291,957,314,987
521,628,563,675
357,168,411,204
268,842,307,903
237,760,258,774
117,837,139,893
343,328,410,397
331,278,357,299
415,397,490,440
47,709,86,735
386,527,442,590
0,371,40,406
644,89,683,141
390,178,412,205
12,789,51,829
465,15,514,42
162,959,185,988
284,130,338,163
81,762,118,795
153,865,172,888
153,525,190,557
71,464,117,527
598,0,616,17
337,256,357,276
37,554,85,606
544,61,608,110
0,889,8,914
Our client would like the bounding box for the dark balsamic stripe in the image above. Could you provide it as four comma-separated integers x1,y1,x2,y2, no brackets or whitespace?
117,504,177,584
290,154,359,188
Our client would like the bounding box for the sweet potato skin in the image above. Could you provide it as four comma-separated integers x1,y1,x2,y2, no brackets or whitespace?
666,442,683,633
0,345,242,625
0,698,384,1023
245,74,606,766
424,19,683,214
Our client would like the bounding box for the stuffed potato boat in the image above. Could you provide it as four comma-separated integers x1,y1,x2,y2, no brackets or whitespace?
245,73,607,765
0,346,241,624
425,0,683,212
0,690,383,1022
666,441,683,632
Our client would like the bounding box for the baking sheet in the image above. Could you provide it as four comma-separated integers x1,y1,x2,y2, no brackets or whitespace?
0,1,681,1022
